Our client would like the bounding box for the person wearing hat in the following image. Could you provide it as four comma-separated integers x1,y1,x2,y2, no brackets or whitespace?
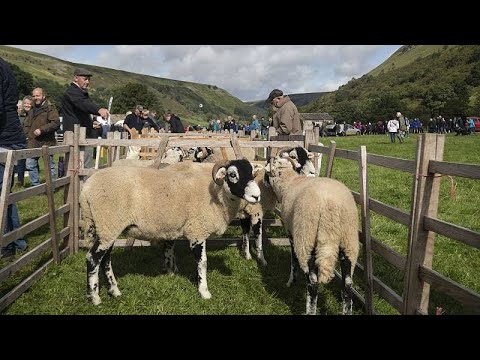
266,88,302,136
60,67,110,167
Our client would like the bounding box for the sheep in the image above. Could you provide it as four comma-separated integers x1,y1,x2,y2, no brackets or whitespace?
112,147,186,168
265,155,359,315
174,146,317,267
80,158,262,305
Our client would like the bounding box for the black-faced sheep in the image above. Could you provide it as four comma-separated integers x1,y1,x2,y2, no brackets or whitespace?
265,156,359,315
186,146,317,267
80,159,261,305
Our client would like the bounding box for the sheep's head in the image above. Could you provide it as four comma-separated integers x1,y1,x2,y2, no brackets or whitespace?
193,147,214,162
212,158,261,204
279,146,316,177
163,147,186,162
264,156,297,186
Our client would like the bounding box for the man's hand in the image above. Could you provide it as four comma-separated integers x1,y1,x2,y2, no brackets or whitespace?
33,128,42,137
98,108,110,118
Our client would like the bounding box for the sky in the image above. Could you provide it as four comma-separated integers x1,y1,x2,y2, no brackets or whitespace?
11,45,401,102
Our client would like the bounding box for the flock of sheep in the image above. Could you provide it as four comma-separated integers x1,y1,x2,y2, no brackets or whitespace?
80,145,360,315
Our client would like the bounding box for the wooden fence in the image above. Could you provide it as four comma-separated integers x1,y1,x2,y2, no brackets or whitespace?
0,127,479,314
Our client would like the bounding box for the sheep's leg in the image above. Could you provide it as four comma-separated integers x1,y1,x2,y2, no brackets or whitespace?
163,240,178,274
286,236,300,287
86,241,110,305
239,218,252,260
190,240,211,299
252,217,267,267
100,243,121,298
304,254,319,315
339,249,354,315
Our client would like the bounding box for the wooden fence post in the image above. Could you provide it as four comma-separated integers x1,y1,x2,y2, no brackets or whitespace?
42,146,60,264
325,141,337,178
0,150,15,248
73,125,81,253
403,134,444,314
304,129,319,174
359,145,374,314
63,131,75,254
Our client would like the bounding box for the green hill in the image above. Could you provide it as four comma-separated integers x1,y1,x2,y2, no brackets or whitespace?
0,45,265,126
302,45,480,123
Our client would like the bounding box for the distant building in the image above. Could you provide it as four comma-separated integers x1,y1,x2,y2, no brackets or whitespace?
300,113,334,130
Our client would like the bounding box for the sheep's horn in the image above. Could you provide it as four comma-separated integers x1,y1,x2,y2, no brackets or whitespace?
212,160,230,186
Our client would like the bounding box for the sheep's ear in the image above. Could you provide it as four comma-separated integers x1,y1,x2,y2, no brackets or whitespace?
252,163,264,177
307,152,314,160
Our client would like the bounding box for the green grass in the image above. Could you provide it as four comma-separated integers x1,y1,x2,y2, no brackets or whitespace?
1,133,480,315
320,132,480,315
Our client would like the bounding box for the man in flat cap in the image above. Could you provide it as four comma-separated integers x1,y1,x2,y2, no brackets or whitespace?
61,67,109,167
266,88,302,136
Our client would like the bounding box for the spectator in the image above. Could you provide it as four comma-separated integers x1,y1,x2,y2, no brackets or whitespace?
164,112,185,133
16,95,33,186
23,87,60,186
123,105,144,137
261,116,269,138
60,67,109,168
0,57,28,258
266,89,302,135
387,117,399,143
142,109,161,132
396,111,406,142
250,114,260,137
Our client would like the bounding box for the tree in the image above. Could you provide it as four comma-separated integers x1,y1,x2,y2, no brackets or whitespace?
465,63,480,87
8,61,34,99
111,82,160,113
421,84,454,116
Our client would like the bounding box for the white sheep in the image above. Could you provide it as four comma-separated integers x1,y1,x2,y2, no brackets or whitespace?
112,147,186,167
80,159,262,305
189,146,317,267
265,156,359,315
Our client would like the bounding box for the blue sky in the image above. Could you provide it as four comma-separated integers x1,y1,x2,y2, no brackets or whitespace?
11,45,400,102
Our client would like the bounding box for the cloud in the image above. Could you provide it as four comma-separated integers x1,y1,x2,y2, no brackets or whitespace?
10,45,400,101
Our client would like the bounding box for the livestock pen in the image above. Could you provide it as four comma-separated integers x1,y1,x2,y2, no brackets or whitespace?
0,127,479,314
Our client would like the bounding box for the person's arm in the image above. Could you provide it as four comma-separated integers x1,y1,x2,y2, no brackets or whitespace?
123,123,132,133
37,105,60,135
147,118,160,132
67,86,109,118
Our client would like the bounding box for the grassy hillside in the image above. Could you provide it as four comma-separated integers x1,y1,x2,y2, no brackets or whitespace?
368,45,457,77
302,45,480,124
0,45,265,126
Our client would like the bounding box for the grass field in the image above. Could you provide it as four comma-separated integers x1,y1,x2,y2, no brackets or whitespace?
1,132,479,315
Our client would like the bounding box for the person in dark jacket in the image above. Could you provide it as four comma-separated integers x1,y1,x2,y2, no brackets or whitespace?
0,57,28,258
23,87,60,186
61,67,109,167
164,112,185,133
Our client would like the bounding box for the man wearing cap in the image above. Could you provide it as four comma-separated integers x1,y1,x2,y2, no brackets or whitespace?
266,88,302,136
61,67,109,167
